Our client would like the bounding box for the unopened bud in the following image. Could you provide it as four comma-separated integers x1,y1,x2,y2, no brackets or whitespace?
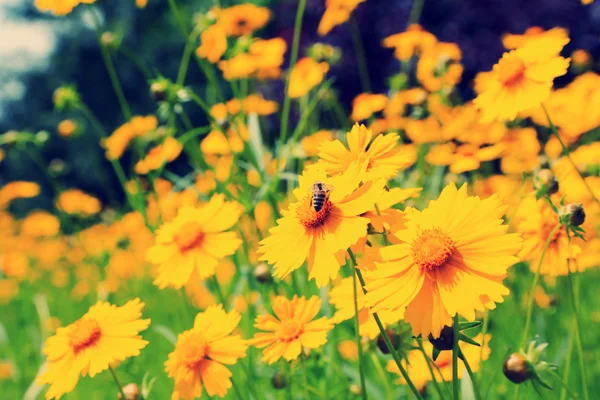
350,384,362,396
561,203,585,227
534,169,559,196
150,81,168,102
503,353,533,384
101,32,116,48
271,371,287,389
429,325,454,351
376,329,397,354
118,383,139,400
253,263,271,284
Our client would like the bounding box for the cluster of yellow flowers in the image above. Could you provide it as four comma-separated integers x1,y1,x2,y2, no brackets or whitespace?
2,1,599,399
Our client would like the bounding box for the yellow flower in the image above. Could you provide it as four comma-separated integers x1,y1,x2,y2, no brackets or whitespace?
288,58,329,98
35,0,79,15
317,0,366,36
351,93,388,121
0,360,15,379
426,142,505,174
165,306,247,399
104,115,158,159
300,130,333,158
364,183,522,338
219,4,271,37
0,279,19,305
218,53,258,80
135,0,147,8
571,49,591,67
317,123,415,181
417,42,463,92
57,119,77,138
258,160,383,287
249,296,332,363
20,211,60,238
250,38,287,80
330,276,403,339
382,24,438,61
147,195,243,289
387,334,491,390
474,33,570,122
502,27,567,50
254,200,273,233
500,127,541,175
37,299,150,399
135,137,183,175
56,189,102,216
242,94,278,115
0,181,40,209
338,340,358,361
196,24,227,63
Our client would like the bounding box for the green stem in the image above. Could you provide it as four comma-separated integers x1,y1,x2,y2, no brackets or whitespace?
352,267,368,400
521,223,561,346
417,340,447,400
461,349,483,400
119,45,153,81
566,260,589,400
369,353,393,400
230,378,246,400
278,0,307,148
560,332,575,400
348,250,424,400
548,369,580,400
285,360,293,400
350,17,371,93
300,356,311,400
177,27,200,86
167,0,189,37
452,314,459,400
408,0,426,25
542,104,600,208
211,275,227,308
108,365,127,400
478,310,489,379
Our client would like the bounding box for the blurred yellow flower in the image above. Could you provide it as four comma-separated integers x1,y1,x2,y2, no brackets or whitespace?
56,189,102,216
196,24,227,63
37,299,150,399
135,137,183,175
57,119,77,138
351,93,388,121
502,27,567,50
318,0,366,36
219,4,271,37
383,24,438,61
20,211,60,238
338,340,358,361
288,58,329,98
301,130,334,157
249,296,332,363
0,181,40,209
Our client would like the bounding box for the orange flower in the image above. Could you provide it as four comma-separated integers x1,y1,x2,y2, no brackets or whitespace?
56,189,102,216
135,137,183,174
351,93,388,121
301,130,334,157
218,53,257,80
502,27,568,50
242,94,278,115
317,0,366,36
196,24,227,63
382,24,438,61
165,306,247,399
288,58,329,98
57,119,77,138
416,42,463,92
250,38,287,79
219,4,271,36
249,296,332,363
258,160,383,287
364,183,522,338
0,181,40,209
20,211,60,238
426,142,505,174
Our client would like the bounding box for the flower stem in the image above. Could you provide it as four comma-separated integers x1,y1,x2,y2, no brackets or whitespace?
278,0,307,148
408,0,426,25
478,310,489,380
541,104,600,208
108,365,127,400
452,314,460,400
461,349,483,400
521,223,561,346
566,260,589,400
348,250,424,400
369,353,393,400
417,340,447,400
350,17,371,93
300,356,311,400
560,331,574,400
351,267,368,400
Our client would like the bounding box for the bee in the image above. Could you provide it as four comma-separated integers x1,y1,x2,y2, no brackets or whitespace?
310,181,333,212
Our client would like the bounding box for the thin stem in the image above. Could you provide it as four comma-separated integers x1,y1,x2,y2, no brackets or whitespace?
167,0,189,37
478,310,489,380
108,365,127,400
452,314,460,400
350,17,371,93
348,250,425,400
98,37,132,121
369,353,393,400
566,259,589,400
408,0,426,25
560,332,575,400
352,267,368,400
211,275,227,308
177,28,200,86
461,349,483,400
300,356,311,400
548,369,580,400
285,360,293,400
230,378,246,400
542,104,600,207
278,0,307,148
417,340,447,400
521,223,561,346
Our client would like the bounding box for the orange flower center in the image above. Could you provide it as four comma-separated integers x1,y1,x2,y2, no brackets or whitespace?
296,196,333,228
497,56,526,86
412,228,456,271
174,222,205,252
69,319,102,353
182,337,209,371
277,320,303,341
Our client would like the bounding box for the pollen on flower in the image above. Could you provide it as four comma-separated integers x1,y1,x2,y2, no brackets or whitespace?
296,196,333,228
181,334,209,371
496,54,526,86
69,319,102,353
277,320,303,341
174,222,205,252
412,228,456,271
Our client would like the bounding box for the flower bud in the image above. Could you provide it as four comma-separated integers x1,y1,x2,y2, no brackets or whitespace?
118,383,140,400
561,203,585,227
503,353,533,384
101,32,117,48
271,370,287,389
253,263,272,284
150,81,168,102
429,325,454,351
350,384,362,396
376,329,397,354
534,169,558,196
58,119,78,138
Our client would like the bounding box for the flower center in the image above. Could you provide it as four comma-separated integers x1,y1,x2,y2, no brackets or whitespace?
69,319,102,353
296,196,333,228
412,228,456,271
496,56,526,86
182,337,209,371
277,320,303,341
174,222,205,252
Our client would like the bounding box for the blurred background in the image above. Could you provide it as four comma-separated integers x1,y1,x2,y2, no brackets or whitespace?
2,0,600,213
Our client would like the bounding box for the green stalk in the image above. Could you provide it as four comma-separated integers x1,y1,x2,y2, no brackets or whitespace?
300,356,311,400
350,17,371,93
369,353,393,400
452,314,459,400
108,365,127,400
176,27,200,86
352,267,368,400
520,223,561,346
560,331,575,400
408,0,426,25
348,250,425,400
417,340,447,400
478,310,489,379
542,104,600,208
461,349,483,400
278,0,307,148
